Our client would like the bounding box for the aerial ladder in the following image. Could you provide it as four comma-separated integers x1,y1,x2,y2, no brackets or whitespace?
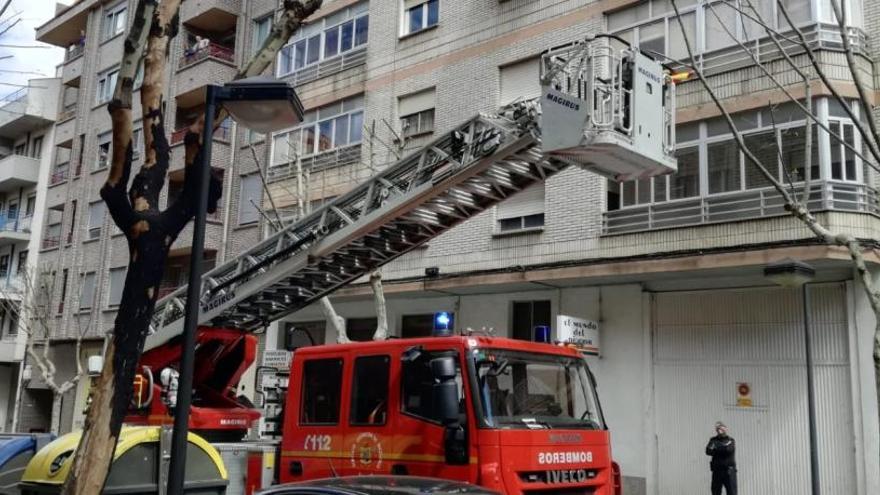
128,38,678,437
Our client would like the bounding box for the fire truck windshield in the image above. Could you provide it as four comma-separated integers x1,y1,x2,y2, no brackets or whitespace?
474,349,603,430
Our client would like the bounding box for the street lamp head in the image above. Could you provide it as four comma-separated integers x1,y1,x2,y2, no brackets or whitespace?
220,76,304,134
763,258,816,288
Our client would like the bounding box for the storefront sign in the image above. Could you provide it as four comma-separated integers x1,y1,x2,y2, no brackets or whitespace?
556,315,600,356
262,349,292,370
736,382,752,407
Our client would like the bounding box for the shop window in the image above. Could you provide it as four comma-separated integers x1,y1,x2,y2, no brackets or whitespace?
300,359,343,425
511,300,551,342
350,355,390,425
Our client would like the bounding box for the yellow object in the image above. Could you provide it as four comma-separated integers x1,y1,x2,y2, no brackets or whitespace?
669,71,691,83
21,426,227,485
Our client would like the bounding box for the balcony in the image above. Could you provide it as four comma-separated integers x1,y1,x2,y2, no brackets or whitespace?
35,0,91,48
267,144,362,183
0,215,32,245
0,154,40,192
41,235,61,251
180,0,240,32
62,45,84,87
49,164,70,186
282,46,368,87
170,121,232,146
0,80,61,139
175,44,237,108
602,181,880,235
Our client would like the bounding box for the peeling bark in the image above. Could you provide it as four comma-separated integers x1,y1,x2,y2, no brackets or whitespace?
370,271,388,341
322,297,349,344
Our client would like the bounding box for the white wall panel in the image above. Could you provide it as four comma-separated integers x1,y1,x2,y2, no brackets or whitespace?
652,285,856,495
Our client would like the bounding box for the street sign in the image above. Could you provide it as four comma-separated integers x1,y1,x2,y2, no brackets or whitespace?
556,315,600,356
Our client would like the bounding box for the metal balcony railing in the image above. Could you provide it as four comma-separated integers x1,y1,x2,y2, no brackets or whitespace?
281,45,367,86
603,180,880,235
178,42,235,70
58,107,76,122
170,122,232,145
41,235,60,250
267,144,362,182
50,164,70,185
66,43,85,62
0,215,31,233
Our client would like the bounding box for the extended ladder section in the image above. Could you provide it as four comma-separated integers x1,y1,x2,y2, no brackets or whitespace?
144,38,678,352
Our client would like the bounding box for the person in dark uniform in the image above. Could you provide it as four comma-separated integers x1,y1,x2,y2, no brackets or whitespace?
705,421,737,495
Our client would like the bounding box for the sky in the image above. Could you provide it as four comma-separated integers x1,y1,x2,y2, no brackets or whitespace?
0,0,66,101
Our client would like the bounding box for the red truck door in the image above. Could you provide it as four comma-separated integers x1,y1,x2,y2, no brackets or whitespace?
281,354,349,481
344,354,392,476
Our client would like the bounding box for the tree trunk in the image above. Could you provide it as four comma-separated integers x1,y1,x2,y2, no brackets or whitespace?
50,393,63,435
370,271,388,341
322,297,349,343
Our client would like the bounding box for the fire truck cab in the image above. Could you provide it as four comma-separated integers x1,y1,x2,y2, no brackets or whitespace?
279,335,620,495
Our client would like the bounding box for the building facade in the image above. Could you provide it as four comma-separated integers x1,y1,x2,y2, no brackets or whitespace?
256,1,880,494
27,0,880,494
31,0,268,433
0,78,59,432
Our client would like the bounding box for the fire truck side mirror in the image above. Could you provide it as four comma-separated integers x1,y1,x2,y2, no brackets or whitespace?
431,357,468,465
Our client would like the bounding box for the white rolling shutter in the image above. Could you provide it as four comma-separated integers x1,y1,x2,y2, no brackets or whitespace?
496,183,544,219
399,88,435,117
500,57,541,105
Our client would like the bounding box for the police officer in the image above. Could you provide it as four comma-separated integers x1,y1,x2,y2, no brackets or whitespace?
705,421,737,495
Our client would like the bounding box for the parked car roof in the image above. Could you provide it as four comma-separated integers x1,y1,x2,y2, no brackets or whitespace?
257,476,500,495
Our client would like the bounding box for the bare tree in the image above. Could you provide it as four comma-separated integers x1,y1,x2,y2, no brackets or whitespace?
61,1,323,493
665,0,880,445
0,265,96,433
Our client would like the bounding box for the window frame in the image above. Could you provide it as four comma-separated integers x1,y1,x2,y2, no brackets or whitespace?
253,15,274,54
79,272,97,310
237,174,263,225
400,108,435,138
349,354,391,426
299,358,344,426
102,2,127,42
270,96,365,166
87,201,106,240
96,69,119,105
401,0,439,37
277,3,369,77
95,131,112,171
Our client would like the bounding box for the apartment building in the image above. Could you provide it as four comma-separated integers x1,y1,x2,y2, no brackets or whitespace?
251,1,879,494
0,78,59,432
29,0,271,433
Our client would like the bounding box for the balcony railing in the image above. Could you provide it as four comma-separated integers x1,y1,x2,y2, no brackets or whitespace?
673,23,869,77
170,122,232,145
58,107,76,122
280,45,367,87
0,215,31,234
41,235,60,250
603,181,880,235
66,43,84,62
267,144,362,182
178,42,235,70
50,165,70,185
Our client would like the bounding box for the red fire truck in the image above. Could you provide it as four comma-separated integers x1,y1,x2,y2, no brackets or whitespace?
123,38,676,494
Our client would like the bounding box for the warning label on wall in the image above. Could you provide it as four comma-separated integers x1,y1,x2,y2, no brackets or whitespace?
736,382,753,407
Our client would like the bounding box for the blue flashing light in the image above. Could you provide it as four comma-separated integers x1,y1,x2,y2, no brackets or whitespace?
534,325,551,343
433,312,453,336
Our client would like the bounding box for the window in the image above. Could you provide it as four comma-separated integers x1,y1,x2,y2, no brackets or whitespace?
66,200,77,244
25,195,36,217
401,349,462,423
253,15,273,53
16,251,27,276
88,201,106,240
13,143,25,156
399,88,435,137
300,359,343,424
96,69,118,104
271,96,364,165
80,272,96,310
31,136,43,159
346,317,377,342
350,355,390,425
59,269,68,313
830,121,858,181
401,312,455,338
132,127,143,160
512,300,551,341
707,139,741,193
281,321,326,349
102,2,127,41
237,174,262,225
499,57,541,106
0,256,9,279
277,2,368,76
96,131,112,170
402,0,439,36
6,202,18,224
5,309,17,337
108,267,126,307
496,184,544,232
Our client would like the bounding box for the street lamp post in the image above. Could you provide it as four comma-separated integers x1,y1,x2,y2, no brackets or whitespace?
167,76,303,495
763,258,819,495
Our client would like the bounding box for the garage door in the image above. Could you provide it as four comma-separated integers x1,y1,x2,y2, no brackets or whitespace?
652,284,856,494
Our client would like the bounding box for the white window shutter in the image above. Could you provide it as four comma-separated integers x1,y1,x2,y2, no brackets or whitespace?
88,202,105,229
500,57,541,106
497,183,545,219
399,88,435,117
238,174,263,224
